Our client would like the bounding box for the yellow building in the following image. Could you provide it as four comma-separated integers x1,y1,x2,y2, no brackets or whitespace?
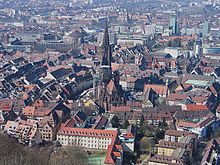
156,140,186,156
84,98,95,107
158,146,175,156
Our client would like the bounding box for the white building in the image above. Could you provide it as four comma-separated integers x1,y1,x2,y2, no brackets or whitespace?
57,126,123,164
145,24,156,36
117,35,149,46
164,47,181,58
57,127,118,150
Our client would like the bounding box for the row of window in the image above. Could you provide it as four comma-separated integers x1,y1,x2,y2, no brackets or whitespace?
57,137,111,144
59,141,108,149
57,135,111,141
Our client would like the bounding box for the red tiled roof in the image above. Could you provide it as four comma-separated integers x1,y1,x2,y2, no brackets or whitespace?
185,104,208,111
191,96,207,104
166,93,188,101
144,84,168,95
57,126,118,138
147,154,184,165
177,117,213,128
156,140,186,149
115,145,123,150
110,106,131,113
124,132,135,139
127,101,142,108
165,130,197,138
0,102,12,112
198,117,213,128
23,106,51,117
111,63,120,72
107,80,115,94
120,77,137,83
105,144,115,164
201,66,214,73
64,116,84,128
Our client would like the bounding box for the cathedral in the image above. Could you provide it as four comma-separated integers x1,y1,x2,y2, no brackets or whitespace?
95,23,126,112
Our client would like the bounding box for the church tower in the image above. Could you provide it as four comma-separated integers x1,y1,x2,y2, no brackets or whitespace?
95,22,127,112
100,22,112,84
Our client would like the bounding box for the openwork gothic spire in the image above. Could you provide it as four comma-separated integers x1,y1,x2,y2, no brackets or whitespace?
101,21,111,69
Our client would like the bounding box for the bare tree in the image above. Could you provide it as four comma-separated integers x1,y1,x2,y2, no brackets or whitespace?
0,134,88,165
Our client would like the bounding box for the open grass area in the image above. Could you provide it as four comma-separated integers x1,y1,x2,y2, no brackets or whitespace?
88,151,106,165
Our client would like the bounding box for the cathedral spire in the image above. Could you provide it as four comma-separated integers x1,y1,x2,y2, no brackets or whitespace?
101,21,112,69
100,20,112,84
102,21,109,49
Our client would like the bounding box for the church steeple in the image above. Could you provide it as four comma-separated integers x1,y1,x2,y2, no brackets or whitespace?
101,21,112,69
100,21,112,84
102,21,110,50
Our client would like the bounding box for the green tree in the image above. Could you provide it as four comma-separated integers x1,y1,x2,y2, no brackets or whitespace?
154,129,165,142
111,116,120,128
211,127,220,139
139,114,144,128
158,118,168,128
137,114,145,135
121,119,130,129
140,137,155,154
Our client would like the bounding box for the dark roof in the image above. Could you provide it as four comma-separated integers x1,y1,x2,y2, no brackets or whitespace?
51,68,72,80
4,73,18,83
168,80,179,93
12,57,26,64
75,110,87,121
25,66,47,83
48,61,56,67
33,60,46,68
192,67,203,75
212,82,220,93
58,54,71,62
214,67,220,77
53,102,71,114
165,54,173,58
16,63,35,78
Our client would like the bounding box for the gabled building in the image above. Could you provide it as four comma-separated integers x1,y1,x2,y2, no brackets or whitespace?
37,112,59,141
166,93,192,107
4,119,42,145
144,84,169,98
174,110,215,139
22,106,51,120
165,130,198,152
